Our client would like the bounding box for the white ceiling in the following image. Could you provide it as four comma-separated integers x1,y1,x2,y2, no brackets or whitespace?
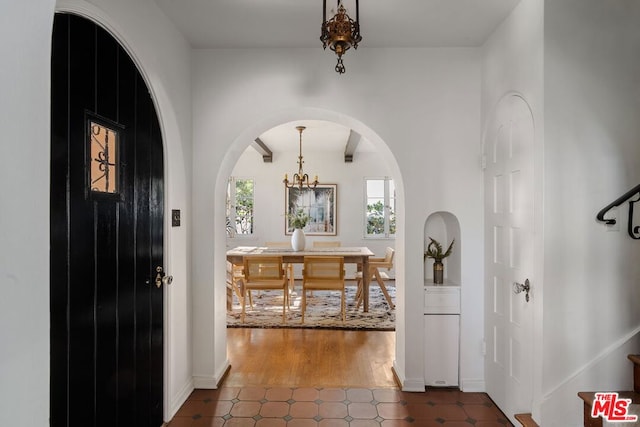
154,0,520,49
154,0,520,154
259,120,367,154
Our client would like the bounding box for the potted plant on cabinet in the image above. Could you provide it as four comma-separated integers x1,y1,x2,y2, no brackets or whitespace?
424,237,455,284
287,209,310,251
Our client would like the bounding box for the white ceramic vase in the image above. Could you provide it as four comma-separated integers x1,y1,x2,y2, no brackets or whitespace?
291,228,306,251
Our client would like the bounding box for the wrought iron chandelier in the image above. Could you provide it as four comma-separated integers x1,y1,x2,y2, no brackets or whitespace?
320,0,362,74
283,126,319,190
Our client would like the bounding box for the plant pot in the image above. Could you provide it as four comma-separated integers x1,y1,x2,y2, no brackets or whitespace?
291,228,306,251
433,260,444,284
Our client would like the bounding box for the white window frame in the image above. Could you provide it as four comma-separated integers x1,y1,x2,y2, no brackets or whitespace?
364,177,396,239
226,176,255,238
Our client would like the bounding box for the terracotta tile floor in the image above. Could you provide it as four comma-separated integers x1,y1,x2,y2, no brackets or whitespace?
167,386,513,426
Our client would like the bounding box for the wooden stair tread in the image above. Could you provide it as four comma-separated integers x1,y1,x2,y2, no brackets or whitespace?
514,413,539,427
576,355,640,426
578,390,640,405
579,391,640,427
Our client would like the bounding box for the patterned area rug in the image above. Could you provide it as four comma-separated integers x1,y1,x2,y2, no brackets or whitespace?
227,282,395,331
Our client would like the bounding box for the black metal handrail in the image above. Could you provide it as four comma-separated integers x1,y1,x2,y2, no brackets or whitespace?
596,183,640,239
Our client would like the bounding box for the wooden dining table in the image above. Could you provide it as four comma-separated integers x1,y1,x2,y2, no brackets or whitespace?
226,246,375,312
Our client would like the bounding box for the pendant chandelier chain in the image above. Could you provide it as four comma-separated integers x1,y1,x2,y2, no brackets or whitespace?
283,126,319,189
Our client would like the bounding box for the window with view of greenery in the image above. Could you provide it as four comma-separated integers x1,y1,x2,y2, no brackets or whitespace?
226,177,254,237
365,177,396,238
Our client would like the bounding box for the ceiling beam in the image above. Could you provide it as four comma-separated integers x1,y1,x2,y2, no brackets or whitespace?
344,130,361,163
252,138,273,163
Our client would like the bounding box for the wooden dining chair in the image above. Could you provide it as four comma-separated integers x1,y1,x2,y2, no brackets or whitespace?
355,247,395,309
265,241,295,297
241,256,289,323
309,242,341,297
301,256,346,323
226,261,250,310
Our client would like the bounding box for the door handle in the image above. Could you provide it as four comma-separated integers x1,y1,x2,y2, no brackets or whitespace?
513,278,531,302
154,266,173,288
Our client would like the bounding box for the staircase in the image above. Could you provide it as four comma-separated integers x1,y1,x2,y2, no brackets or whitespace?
578,354,640,426
515,413,539,426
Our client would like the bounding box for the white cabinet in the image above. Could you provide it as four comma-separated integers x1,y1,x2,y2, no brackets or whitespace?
424,286,460,387
424,285,460,314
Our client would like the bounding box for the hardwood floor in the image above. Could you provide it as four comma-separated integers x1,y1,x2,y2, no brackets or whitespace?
225,328,397,388
167,329,514,425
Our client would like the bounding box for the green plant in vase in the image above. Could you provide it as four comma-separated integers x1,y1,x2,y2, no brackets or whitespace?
287,209,310,230
287,209,311,251
424,237,454,284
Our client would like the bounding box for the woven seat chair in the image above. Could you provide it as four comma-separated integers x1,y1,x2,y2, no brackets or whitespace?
241,256,289,324
355,247,395,309
265,242,296,301
301,256,346,323
226,261,250,310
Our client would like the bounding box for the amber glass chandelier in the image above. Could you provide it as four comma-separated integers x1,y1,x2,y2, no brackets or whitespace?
320,0,362,74
283,126,319,190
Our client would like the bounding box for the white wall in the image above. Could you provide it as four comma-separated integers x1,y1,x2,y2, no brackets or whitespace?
0,0,193,424
0,1,55,425
540,1,640,425
191,47,485,392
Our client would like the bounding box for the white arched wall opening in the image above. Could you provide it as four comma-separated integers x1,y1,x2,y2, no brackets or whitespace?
210,107,407,386
54,0,192,420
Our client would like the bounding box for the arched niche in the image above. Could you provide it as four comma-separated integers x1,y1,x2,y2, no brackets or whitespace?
424,212,461,285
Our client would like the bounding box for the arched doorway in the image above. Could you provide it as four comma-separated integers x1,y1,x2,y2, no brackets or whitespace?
50,12,165,426
52,0,192,421
207,108,406,387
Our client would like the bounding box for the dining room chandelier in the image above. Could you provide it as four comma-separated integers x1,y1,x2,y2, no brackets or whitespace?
283,126,319,190
320,0,362,74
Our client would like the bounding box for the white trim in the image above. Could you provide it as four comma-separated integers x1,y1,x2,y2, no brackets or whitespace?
193,359,231,389
227,176,256,237
540,324,640,402
168,379,194,420
402,378,426,392
460,378,485,393
193,375,219,390
393,360,426,392
363,176,396,239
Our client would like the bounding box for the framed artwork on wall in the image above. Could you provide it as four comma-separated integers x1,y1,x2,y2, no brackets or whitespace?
285,184,337,235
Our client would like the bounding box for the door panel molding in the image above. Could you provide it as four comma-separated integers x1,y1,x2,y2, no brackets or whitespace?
483,93,535,423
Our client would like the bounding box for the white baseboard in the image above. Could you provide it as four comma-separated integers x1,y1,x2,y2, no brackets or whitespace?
167,379,195,420
215,359,231,385
402,379,426,392
460,378,485,392
193,375,218,389
193,360,231,389
393,360,426,392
